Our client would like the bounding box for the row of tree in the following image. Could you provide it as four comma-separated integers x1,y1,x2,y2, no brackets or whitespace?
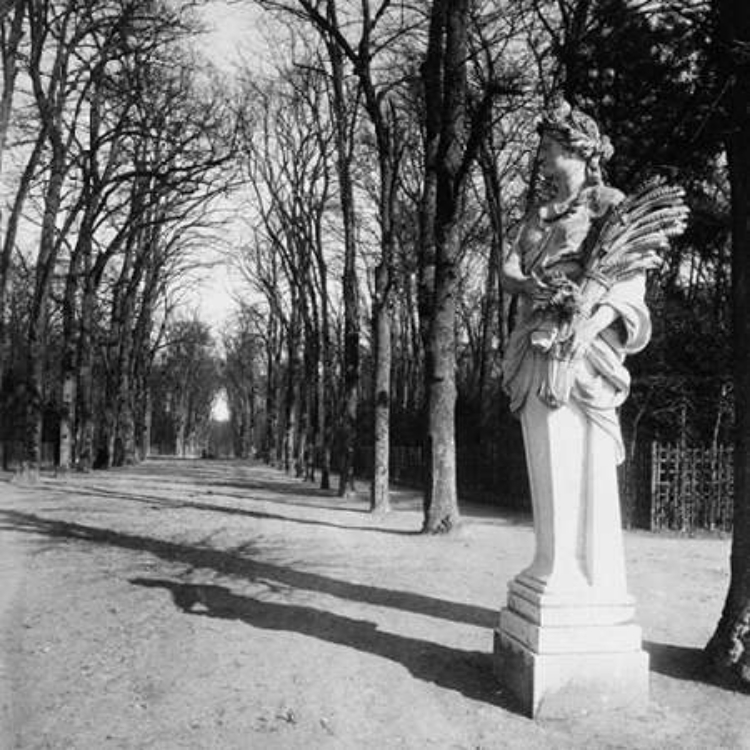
0,1,234,475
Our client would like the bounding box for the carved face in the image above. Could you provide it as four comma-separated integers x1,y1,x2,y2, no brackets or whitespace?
539,133,585,181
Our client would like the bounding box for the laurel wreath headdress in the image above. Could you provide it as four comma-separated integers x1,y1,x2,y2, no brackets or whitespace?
537,98,614,163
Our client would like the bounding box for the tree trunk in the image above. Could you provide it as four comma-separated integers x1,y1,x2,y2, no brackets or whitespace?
58,357,76,472
114,248,147,467
175,405,187,458
0,1,25,391
283,312,300,474
316,251,333,491
129,283,159,466
248,387,257,457
304,337,317,482
76,250,97,472
318,281,333,491
137,390,152,461
338,220,360,497
104,223,145,467
0,129,44,394
370,259,392,513
420,0,470,533
21,322,45,482
58,227,91,471
478,143,504,440
264,321,279,464
21,152,66,480
0,0,24,172
317,351,331,489
117,378,136,465
417,0,444,519
102,272,130,466
423,220,461,533
705,0,750,686
293,376,306,478
324,4,360,498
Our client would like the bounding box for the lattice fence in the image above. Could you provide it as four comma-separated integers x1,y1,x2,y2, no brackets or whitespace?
650,443,733,532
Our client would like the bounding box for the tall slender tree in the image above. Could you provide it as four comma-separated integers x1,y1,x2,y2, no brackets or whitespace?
257,0,415,512
323,1,361,498
418,0,516,532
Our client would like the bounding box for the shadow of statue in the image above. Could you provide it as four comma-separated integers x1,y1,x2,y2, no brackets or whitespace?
131,577,522,713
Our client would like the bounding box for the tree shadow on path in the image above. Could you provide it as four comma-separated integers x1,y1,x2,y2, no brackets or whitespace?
43,484,420,536
644,640,750,694
131,577,522,713
56,460,524,525
105,460,382,506
0,509,496,629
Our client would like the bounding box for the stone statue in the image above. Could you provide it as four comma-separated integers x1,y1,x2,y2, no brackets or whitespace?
494,98,688,717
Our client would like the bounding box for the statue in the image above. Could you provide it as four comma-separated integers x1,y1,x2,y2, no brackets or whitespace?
494,98,688,717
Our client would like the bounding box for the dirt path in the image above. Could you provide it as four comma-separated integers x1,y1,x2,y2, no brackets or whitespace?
0,458,747,749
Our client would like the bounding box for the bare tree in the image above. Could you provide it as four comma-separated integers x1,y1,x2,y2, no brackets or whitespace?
418,0,518,532
0,2,25,340
322,3,361,497
20,0,92,479
256,0,419,512
239,67,335,484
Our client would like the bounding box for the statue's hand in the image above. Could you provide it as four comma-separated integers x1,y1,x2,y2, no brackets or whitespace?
560,305,618,359
560,318,599,360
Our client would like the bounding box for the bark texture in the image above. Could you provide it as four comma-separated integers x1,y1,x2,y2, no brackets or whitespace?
705,0,750,686
420,0,470,533
325,2,360,498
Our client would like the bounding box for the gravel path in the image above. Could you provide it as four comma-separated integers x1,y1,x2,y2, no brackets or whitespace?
0,458,746,749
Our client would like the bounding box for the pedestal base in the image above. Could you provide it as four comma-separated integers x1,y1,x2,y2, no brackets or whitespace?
494,628,649,718
494,578,649,718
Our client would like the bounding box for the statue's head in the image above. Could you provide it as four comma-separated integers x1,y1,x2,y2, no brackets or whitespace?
537,98,613,185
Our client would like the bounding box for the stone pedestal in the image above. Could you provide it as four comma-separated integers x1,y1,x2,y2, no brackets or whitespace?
493,573,649,718
493,392,649,718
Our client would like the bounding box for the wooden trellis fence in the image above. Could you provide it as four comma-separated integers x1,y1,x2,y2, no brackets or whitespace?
649,443,733,532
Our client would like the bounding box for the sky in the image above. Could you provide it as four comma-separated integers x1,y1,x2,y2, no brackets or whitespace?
197,2,270,73
190,3,269,419
183,2,268,332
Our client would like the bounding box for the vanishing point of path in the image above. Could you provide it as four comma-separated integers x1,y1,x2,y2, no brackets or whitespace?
0,458,748,749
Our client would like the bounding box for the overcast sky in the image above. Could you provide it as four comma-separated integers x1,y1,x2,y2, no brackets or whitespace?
198,2,267,71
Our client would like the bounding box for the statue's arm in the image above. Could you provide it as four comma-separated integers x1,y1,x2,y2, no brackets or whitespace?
501,232,549,301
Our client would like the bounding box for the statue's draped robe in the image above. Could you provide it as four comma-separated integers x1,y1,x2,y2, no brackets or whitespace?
503,185,651,463
502,185,651,591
